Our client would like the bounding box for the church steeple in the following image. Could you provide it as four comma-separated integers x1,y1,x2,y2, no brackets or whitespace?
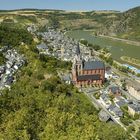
76,43,80,56
75,43,82,62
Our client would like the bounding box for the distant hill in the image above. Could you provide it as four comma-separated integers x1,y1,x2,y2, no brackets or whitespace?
0,7,140,41
99,6,140,41
0,8,64,12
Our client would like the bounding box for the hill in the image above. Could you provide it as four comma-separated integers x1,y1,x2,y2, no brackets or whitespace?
0,16,131,139
100,6,140,41
0,7,140,41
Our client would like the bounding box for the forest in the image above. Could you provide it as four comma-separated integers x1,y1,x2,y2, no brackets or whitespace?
0,23,33,47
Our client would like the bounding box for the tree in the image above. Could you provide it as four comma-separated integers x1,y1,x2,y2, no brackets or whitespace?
92,44,101,51
0,23,33,46
80,39,88,46
108,57,113,65
0,26,130,140
137,73,140,77
48,16,60,29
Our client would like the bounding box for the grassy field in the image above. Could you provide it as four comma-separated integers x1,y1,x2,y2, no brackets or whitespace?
66,30,140,65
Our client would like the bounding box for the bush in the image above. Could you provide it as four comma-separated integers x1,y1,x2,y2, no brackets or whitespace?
36,73,44,80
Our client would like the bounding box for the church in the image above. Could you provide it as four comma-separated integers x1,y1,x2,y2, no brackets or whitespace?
72,44,105,87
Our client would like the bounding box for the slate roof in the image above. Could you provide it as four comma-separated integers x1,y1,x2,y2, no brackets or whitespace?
5,76,14,85
76,43,80,55
109,86,120,94
99,109,110,122
77,74,100,81
109,105,123,117
37,43,48,50
115,99,127,107
129,104,140,112
83,61,105,70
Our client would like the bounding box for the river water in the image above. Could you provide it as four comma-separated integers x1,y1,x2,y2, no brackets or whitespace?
66,30,140,64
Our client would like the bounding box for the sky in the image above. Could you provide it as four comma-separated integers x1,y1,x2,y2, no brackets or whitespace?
0,0,140,11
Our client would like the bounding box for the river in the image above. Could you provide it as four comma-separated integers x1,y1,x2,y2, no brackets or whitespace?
66,30,140,64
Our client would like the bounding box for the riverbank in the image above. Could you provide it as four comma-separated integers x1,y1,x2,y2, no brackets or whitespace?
99,35,140,46
121,56,140,68
66,30,140,64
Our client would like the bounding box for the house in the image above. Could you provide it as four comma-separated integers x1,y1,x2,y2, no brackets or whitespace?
108,86,121,97
13,65,18,70
0,66,5,75
62,74,71,84
5,75,14,85
105,71,113,80
72,44,105,87
125,80,140,101
100,94,112,108
37,43,48,52
115,99,127,108
128,103,140,116
105,67,113,79
99,109,110,122
2,46,11,52
113,96,125,102
108,105,123,117
6,68,12,75
113,96,127,108
6,61,13,69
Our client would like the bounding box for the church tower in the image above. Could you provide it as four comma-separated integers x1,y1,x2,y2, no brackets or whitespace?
72,58,77,82
72,43,84,83
75,43,83,75
75,43,81,61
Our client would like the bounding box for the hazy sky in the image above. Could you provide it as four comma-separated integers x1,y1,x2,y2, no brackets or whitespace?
0,0,140,11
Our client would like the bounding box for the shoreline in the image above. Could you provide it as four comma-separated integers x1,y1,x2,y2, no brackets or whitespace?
65,30,140,47
99,35,140,46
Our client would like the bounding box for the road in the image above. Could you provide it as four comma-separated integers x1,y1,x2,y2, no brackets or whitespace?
84,90,126,128
82,88,101,110
82,89,137,140
80,42,138,139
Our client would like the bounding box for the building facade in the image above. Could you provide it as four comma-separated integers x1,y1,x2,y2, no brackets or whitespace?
72,44,105,87
128,104,140,117
126,80,140,101
109,86,121,97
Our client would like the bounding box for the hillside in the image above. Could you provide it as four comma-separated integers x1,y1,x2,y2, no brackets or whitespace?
0,7,140,139
0,9,119,29
0,18,131,139
100,6,140,41
0,7,140,41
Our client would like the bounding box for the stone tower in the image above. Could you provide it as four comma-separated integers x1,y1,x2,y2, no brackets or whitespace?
72,58,77,82
72,43,83,83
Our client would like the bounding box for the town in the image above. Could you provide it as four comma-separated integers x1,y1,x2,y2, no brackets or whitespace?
1,1,140,139
0,46,25,90
1,25,139,136
36,27,140,132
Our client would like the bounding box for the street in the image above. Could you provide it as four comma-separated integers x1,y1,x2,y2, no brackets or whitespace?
82,88,137,140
